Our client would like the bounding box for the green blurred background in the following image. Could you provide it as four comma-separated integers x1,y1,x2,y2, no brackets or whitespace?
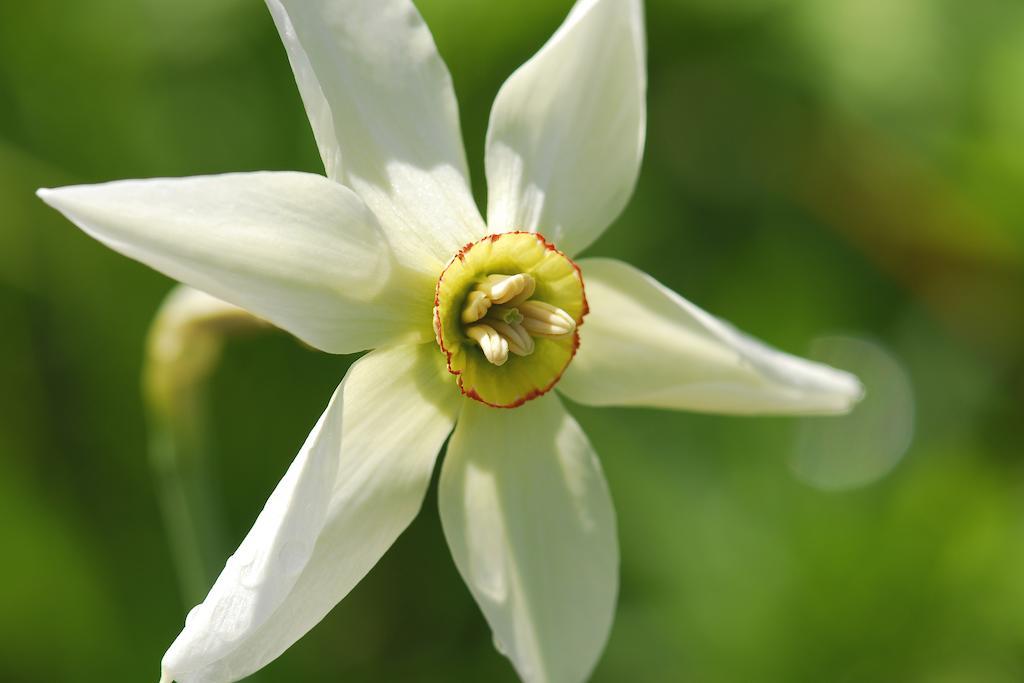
3,0,1024,680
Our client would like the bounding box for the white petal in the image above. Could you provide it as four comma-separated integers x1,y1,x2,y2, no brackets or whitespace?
267,0,486,269
485,0,646,256
559,258,864,414
38,172,432,354
439,395,618,683
161,344,460,683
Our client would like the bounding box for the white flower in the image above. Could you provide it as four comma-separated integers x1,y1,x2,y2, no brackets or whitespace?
37,0,863,681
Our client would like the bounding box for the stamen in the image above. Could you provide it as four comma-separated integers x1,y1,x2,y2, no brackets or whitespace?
518,300,577,337
462,273,575,365
465,323,509,366
504,276,536,307
487,319,535,357
461,290,492,324
477,273,535,305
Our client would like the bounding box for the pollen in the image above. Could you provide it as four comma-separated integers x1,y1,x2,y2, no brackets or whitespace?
433,232,587,408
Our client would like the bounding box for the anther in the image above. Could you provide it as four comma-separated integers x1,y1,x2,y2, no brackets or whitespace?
465,323,509,366
457,267,578,365
487,319,535,357
504,276,536,307
461,290,492,324
518,300,577,337
477,273,535,305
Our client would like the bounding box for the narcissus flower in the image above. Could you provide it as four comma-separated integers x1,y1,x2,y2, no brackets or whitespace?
38,0,862,681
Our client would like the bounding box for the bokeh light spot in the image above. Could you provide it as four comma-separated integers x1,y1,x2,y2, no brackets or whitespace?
789,336,915,491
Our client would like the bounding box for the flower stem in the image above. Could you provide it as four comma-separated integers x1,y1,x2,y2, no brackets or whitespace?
143,286,268,605
146,378,226,605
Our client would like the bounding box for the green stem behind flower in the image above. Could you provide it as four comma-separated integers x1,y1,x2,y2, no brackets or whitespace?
146,378,227,605
143,286,268,605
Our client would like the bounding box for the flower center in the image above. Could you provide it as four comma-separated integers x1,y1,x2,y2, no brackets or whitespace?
460,272,577,366
433,232,587,408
